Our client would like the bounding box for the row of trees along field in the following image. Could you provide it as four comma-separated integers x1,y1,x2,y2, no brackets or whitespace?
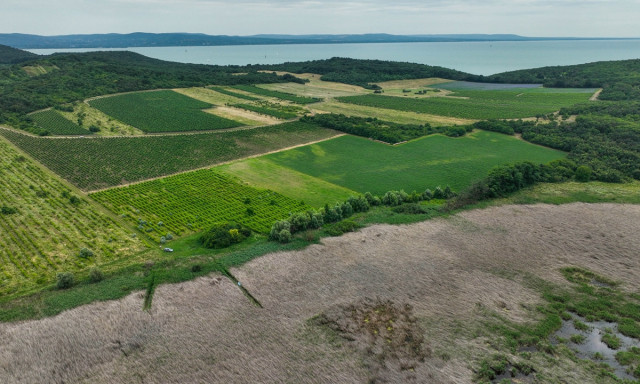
0,50,306,135
302,114,471,144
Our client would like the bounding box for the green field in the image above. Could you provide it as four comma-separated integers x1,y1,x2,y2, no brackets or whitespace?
88,90,242,133
30,110,89,135
231,102,302,119
232,85,322,104
91,169,310,237
0,137,145,297
216,157,357,207
265,131,566,194
310,99,475,126
0,122,337,191
209,86,260,101
337,89,592,119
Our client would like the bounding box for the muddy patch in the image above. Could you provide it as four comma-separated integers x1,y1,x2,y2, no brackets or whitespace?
311,298,429,383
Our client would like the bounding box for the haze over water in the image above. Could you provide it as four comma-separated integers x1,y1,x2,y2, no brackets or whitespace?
29,39,640,76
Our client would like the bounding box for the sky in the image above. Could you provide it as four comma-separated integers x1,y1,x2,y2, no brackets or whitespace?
1,0,638,37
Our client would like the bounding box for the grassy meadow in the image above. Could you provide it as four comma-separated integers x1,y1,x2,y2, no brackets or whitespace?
216,157,357,207
266,131,566,195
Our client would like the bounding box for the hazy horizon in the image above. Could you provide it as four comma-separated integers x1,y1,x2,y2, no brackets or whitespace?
1,1,638,38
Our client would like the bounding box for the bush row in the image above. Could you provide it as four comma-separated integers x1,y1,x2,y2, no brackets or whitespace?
303,114,473,144
269,186,455,243
447,159,593,209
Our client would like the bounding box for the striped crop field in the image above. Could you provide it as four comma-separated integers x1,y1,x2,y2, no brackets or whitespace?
0,137,145,296
88,90,242,133
91,169,310,238
337,89,592,119
231,85,322,104
30,110,89,136
0,121,337,191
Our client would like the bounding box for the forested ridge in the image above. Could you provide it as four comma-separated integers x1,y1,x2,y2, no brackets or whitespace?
0,44,39,65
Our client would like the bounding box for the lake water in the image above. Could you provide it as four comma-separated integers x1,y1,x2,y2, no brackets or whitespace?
28,39,640,76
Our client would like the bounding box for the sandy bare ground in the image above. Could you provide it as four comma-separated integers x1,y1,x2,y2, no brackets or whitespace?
1,203,639,384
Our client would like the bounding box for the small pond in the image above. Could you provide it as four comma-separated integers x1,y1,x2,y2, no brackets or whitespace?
551,313,640,381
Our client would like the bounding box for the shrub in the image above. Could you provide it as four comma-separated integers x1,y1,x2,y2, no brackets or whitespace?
322,204,342,223
433,186,445,199
289,211,311,233
165,233,173,241
89,125,100,132
575,165,593,182
348,195,370,213
340,202,354,217
88,267,104,283
325,219,360,236
1,206,18,215
200,222,251,249
78,247,94,258
278,229,292,243
56,272,74,289
269,220,291,241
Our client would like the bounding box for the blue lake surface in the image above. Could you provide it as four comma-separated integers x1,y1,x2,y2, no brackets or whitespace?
29,39,640,76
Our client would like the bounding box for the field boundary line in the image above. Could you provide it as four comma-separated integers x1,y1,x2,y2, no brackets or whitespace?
87,133,346,194
0,120,298,140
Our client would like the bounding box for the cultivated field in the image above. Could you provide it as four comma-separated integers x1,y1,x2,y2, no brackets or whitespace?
1,204,637,383
216,157,357,208
30,109,89,136
88,90,242,133
0,122,337,191
265,131,566,194
0,137,145,296
91,169,310,238
309,99,475,126
232,85,322,104
337,89,593,119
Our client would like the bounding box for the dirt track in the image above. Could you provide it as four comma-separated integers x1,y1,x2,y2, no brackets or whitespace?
1,203,639,383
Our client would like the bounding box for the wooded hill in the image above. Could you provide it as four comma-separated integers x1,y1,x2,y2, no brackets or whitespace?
0,44,38,64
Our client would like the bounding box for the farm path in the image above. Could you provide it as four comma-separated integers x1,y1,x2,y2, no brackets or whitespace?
1,203,638,383
590,88,603,101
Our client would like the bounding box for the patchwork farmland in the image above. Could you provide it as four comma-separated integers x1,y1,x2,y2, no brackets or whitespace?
1,48,639,384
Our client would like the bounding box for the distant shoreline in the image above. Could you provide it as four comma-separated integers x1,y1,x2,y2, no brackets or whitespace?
2,32,638,49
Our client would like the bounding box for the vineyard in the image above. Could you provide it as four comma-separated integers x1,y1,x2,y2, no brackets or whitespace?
266,131,566,194
0,121,336,191
337,89,592,119
209,86,260,101
0,137,145,296
232,85,322,104
88,90,243,133
30,110,89,136
91,169,310,237
231,101,304,119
